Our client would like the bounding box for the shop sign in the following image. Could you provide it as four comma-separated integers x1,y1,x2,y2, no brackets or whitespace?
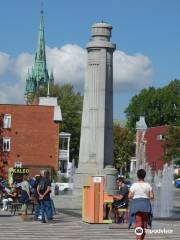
11,168,29,174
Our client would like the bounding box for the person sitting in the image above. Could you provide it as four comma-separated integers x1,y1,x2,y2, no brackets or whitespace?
1,184,18,211
0,179,7,200
106,177,129,223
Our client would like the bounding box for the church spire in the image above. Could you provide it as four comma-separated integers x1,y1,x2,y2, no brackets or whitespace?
35,9,47,70
24,9,54,104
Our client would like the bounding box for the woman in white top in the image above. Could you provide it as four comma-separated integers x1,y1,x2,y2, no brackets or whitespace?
128,169,154,240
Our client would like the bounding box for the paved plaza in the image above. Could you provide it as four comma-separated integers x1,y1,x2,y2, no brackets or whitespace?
0,210,180,240
0,188,179,240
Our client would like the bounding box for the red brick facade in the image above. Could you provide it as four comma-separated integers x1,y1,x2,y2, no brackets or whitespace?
0,104,59,178
145,125,168,171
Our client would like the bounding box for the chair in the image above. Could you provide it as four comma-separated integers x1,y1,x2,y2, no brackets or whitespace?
114,208,129,224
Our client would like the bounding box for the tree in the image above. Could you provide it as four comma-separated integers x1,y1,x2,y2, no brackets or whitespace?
163,126,180,164
36,84,83,166
113,123,134,173
125,79,180,130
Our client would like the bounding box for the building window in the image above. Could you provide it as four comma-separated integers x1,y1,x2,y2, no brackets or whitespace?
60,138,68,150
3,138,10,152
157,134,166,141
3,114,11,128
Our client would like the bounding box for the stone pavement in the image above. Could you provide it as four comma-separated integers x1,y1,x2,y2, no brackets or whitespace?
0,188,179,240
0,210,180,240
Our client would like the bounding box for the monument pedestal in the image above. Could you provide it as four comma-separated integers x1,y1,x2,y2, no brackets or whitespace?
103,165,118,195
73,165,117,207
73,164,98,199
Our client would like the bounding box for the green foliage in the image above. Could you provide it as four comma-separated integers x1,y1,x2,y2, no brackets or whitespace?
175,159,180,166
113,123,135,170
125,79,180,129
174,174,180,180
59,175,69,183
52,171,58,182
124,172,130,179
36,84,83,165
163,126,180,163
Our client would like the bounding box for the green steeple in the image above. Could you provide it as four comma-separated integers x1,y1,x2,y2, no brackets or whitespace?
25,10,54,104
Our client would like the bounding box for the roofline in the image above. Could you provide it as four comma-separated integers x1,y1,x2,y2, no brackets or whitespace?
0,104,54,108
147,125,170,129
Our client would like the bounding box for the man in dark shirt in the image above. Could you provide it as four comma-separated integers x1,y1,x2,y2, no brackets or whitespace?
106,177,129,222
37,170,53,223
113,177,129,208
113,177,129,223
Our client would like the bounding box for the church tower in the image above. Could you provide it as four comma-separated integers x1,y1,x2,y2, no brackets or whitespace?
24,10,54,104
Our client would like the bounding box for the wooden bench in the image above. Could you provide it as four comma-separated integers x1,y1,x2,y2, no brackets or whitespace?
9,202,22,215
8,200,37,215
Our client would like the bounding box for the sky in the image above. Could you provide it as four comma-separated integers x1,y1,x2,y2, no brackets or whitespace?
0,0,180,120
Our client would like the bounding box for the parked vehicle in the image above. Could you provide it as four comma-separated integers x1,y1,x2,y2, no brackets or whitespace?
53,182,73,194
175,178,180,188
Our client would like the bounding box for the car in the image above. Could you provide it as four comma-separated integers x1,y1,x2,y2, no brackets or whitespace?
175,178,180,188
53,182,73,195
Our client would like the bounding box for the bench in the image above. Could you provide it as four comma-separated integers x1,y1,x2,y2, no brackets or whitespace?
8,199,37,215
9,202,22,215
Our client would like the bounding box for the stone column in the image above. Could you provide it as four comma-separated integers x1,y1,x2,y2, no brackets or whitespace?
74,22,117,198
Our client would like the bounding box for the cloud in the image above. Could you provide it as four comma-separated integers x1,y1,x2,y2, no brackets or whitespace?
0,52,27,104
46,45,152,91
114,50,152,92
0,52,10,75
0,44,153,103
0,82,24,103
46,44,86,85
14,52,34,82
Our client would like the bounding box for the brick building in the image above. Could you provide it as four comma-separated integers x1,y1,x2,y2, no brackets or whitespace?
130,117,168,172
0,97,62,179
144,125,168,171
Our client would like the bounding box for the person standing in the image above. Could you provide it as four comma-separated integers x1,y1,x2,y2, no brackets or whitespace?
37,170,53,223
19,175,31,220
128,169,154,240
33,175,41,220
